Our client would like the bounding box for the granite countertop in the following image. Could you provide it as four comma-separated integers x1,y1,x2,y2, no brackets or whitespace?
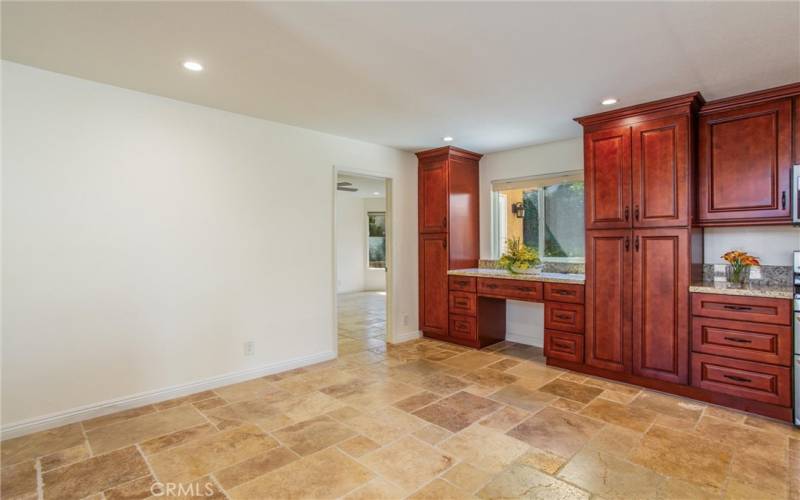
689,281,794,300
448,268,585,284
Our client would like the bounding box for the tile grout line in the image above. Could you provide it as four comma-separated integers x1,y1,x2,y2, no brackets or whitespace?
35,458,44,500
208,473,230,499
135,443,161,484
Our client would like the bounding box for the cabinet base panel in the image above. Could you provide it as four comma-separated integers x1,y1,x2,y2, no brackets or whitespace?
547,358,793,422
421,331,504,350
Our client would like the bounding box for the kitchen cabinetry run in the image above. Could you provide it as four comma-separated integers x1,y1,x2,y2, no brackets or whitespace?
416,146,481,342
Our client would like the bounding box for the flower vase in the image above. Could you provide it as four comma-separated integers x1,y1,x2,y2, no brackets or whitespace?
725,265,749,288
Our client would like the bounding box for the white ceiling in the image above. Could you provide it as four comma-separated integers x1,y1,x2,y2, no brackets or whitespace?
337,174,386,198
3,2,799,154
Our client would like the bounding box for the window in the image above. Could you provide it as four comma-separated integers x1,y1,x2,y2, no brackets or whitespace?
368,212,386,269
491,171,584,262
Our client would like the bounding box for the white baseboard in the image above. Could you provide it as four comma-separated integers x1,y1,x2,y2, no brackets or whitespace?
1,350,336,440
506,331,543,348
389,329,421,344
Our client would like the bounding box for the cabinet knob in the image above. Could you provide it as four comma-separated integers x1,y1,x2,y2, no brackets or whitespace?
634,205,640,221
781,191,786,210
442,216,447,228
634,235,640,251
624,206,630,221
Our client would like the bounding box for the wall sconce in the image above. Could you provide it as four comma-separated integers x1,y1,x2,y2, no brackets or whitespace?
511,202,525,219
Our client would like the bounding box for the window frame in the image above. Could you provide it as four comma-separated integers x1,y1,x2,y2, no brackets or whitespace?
491,171,584,263
367,211,386,270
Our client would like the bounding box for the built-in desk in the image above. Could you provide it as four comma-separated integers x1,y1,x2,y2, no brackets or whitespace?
441,269,586,352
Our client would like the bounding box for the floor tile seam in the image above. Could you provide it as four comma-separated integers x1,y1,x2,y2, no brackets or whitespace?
35,457,44,500
84,405,209,450
208,473,231,500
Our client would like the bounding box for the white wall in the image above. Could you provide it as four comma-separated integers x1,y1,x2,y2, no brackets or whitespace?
1,62,418,428
336,194,367,293
335,194,386,293
480,139,583,346
703,226,800,266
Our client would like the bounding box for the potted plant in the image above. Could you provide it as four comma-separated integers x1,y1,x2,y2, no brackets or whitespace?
498,237,541,275
721,250,760,287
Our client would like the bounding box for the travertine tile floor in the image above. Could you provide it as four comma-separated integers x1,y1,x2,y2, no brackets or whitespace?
3,293,798,499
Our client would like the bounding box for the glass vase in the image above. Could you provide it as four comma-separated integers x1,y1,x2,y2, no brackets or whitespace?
725,265,749,288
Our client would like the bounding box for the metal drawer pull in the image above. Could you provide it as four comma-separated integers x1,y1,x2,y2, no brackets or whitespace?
552,340,572,350
554,313,572,320
485,283,499,289
723,374,752,383
516,286,534,292
455,298,469,307
455,321,469,330
723,305,752,311
723,336,752,344
455,280,469,286
553,290,574,296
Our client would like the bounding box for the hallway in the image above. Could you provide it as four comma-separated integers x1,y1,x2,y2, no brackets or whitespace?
337,291,387,355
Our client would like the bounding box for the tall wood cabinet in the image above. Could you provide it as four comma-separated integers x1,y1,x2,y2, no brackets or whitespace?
417,146,481,341
576,94,704,385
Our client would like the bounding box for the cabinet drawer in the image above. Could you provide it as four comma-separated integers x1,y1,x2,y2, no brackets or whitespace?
692,317,791,366
691,293,791,325
544,330,584,364
449,275,476,292
449,314,476,341
448,291,476,316
477,278,542,301
544,302,585,334
691,353,791,406
543,282,584,304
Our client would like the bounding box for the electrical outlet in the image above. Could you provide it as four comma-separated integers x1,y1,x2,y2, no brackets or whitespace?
244,341,255,356
749,266,762,280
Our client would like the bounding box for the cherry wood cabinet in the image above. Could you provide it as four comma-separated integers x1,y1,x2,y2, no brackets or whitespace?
584,126,631,229
698,96,793,225
418,159,449,233
419,233,449,336
631,228,689,384
585,229,631,373
416,146,481,340
632,116,689,228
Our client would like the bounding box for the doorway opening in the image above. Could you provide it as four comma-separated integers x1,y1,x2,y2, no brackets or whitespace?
334,171,391,357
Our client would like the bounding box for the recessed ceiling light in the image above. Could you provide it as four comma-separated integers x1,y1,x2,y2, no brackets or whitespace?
601,98,618,106
183,61,204,72
442,136,454,142
373,192,381,196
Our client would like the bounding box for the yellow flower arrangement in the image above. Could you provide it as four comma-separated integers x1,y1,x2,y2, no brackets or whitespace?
498,237,541,274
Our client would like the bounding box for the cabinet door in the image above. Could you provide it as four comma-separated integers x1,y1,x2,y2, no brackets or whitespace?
585,230,631,372
419,233,449,336
419,159,449,233
698,98,792,223
584,126,632,229
632,228,689,384
632,115,689,228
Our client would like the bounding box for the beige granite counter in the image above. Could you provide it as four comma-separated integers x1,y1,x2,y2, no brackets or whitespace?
689,281,794,300
448,268,585,284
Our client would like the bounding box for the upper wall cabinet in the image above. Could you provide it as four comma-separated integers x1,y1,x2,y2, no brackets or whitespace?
584,126,631,229
579,94,700,230
698,98,792,225
418,158,449,233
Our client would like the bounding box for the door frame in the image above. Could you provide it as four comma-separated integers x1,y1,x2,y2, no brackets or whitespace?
331,166,394,356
